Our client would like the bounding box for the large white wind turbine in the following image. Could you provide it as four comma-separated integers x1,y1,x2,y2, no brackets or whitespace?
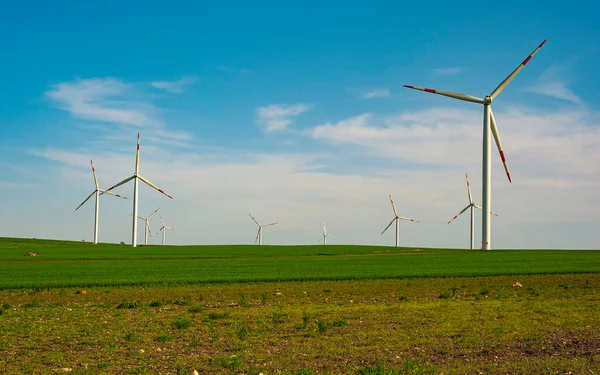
134,207,161,246
381,194,419,247
249,214,277,245
404,39,546,250
75,160,127,244
447,174,499,249
105,133,173,247
156,215,175,245
319,222,335,245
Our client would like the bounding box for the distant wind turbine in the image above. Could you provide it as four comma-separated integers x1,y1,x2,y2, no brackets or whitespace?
105,133,173,247
319,222,335,245
404,39,546,249
249,214,277,245
156,215,175,245
381,194,419,247
134,207,161,246
447,174,498,249
75,160,127,244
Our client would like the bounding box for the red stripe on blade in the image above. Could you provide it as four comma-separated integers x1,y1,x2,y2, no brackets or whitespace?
522,56,532,66
424,88,437,93
403,85,414,88
500,151,507,162
539,39,547,48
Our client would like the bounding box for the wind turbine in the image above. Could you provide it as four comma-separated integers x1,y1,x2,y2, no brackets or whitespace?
319,222,335,245
105,133,173,247
404,39,546,250
133,207,160,246
381,194,419,247
249,214,277,245
447,174,499,249
75,160,127,244
156,215,175,245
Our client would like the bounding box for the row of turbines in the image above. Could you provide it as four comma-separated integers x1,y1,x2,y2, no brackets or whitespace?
75,39,547,250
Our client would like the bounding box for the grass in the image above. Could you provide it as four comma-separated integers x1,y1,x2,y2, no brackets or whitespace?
1,237,599,289
0,274,598,374
0,237,598,373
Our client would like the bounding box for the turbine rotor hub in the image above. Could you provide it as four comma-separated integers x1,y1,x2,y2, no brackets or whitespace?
484,95,492,104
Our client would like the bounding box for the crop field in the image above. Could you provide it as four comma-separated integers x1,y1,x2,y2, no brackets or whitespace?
0,237,599,374
1,237,599,289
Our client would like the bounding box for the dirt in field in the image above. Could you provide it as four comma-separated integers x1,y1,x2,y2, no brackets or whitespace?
0,274,598,374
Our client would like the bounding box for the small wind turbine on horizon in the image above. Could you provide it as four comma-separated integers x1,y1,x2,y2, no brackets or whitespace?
404,39,547,250
447,174,499,249
132,207,160,246
319,222,335,245
75,160,127,244
156,215,175,245
105,133,173,247
381,194,419,247
249,214,277,245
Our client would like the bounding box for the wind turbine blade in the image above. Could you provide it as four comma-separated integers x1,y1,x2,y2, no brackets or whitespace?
105,175,135,193
255,228,260,243
147,207,161,220
475,205,498,216
447,204,472,224
381,218,396,235
403,85,484,104
138,175,173,199
90,160,99,189
249,214,261,226
398,216,419,223
75,190,96,211
263,222,278,227
466,174,473,204
160,215,165,226
135,133,141,174
490,39,547,100
489,108,512,183
388,194,398,217
98,189,127,199
328,234,336,238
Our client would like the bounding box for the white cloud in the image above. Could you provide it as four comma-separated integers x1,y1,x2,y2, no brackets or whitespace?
45,77,191,144
432,67,462,75
46,78,158,127
362,88,390,99
256,103,311,131
310,105,600,246
151,76,196,93
525,65,581,103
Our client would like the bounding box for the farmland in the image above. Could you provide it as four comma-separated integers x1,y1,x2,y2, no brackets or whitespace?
1,237,599,289
0,237,599,374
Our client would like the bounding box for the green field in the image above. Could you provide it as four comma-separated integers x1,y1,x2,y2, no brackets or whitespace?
1,237,599,374
1,237,599,289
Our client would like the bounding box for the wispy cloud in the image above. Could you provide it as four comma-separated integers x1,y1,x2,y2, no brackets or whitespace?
525,65,581,103
217,65,250,74
361,88,390,99
45,77,191,144
256,104,311,131
46,78,158,127
432,67,462,75
151,76,196,93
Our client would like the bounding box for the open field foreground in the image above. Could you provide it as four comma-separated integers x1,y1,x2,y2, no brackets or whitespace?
0,275,598,374
1,238,599,373
1,237,599,289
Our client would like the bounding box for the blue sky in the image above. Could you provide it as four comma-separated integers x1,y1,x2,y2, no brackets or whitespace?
1,1,598,248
